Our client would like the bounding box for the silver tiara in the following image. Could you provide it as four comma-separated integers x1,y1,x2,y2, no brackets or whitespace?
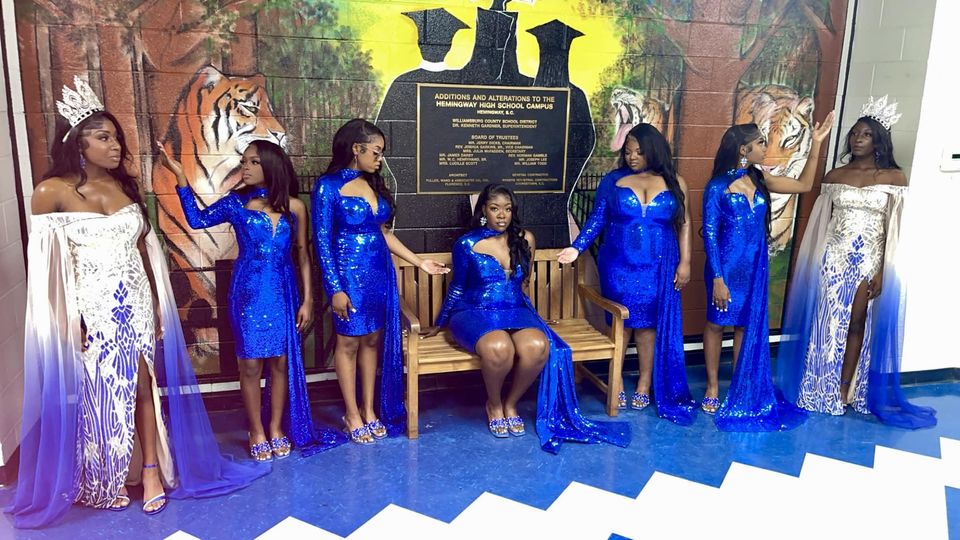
56,75,104,141
859,95,902,130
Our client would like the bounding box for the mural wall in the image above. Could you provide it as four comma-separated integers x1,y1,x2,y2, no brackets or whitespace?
12,0,846,378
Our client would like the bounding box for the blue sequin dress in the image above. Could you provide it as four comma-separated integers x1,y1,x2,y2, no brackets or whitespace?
435,227,631,453
177,185,345,454
311,168,406,435
570,167,697,424
701,170,806,431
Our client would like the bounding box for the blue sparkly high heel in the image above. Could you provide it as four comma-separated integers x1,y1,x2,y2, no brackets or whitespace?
630,392,651,410
617,391,627,410
270,436,291,459
249,436,273,462
488,418,508,438
343,416,374,444
505,416,526,437
701,396,721,415
365,418,388,440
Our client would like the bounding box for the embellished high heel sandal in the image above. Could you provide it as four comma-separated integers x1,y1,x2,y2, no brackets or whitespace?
141,464,168,516
701,396,721,415
505,416,526,437
108,492,130,512
617,391,627,410
249,437,273,462
630,392,651,410
487,418,508,438
343,416,374,444
365,418,388,440
270,436,291,459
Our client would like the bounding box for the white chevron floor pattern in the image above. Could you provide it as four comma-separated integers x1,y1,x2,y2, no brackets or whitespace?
168,437,960,540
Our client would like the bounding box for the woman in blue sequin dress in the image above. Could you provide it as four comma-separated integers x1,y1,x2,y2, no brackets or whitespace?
160,140,344,459
701,113,833,430
313,119,447,443
557,123,697,425
424,184,630,452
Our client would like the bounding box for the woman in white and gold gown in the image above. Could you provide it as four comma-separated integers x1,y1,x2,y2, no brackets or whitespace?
776,100,936,429
8,79,267,529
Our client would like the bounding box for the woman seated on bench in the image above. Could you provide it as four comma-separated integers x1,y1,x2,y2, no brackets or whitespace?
422,184,630,453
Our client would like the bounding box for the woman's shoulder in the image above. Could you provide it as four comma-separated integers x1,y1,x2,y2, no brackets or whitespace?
32,177,73,213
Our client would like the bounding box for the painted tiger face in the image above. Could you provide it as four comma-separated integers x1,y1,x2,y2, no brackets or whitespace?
609,86,668,151
735,84,814,177
735,84,815,253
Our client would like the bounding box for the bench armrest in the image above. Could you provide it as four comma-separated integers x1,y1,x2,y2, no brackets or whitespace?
399,300,422,335
577,284,629,321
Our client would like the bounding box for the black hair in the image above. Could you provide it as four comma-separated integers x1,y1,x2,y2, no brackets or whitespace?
324,118,394,220
618,123,686,235
471,183,531,283
236,140,297,224
43,111,149,232
841,116,901,169
711,123,772,235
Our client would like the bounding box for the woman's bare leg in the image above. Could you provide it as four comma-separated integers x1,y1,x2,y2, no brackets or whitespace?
135,355,164,512
475,331,516,422
840,281,871,403
267,354,287,440
703,321,724,401
334,334,371,442
502,328,549,418
357,330,383,423
635,328,655,396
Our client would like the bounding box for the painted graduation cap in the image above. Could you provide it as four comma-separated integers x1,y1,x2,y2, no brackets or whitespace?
526,19,584,51
403,8,470,63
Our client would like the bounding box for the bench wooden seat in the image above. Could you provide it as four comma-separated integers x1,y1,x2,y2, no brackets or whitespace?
397,248,628,439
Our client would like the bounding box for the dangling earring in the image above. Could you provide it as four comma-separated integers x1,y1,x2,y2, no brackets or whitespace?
80,155,86,169
739,156,748,169
480,216,487,227
350,154,358,170
874,150,881,162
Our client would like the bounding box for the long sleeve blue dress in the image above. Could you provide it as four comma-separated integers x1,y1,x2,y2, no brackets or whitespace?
570,167,696,425
701,169,806,431
434,226,631,453
177,185,345,454
311,168,405,435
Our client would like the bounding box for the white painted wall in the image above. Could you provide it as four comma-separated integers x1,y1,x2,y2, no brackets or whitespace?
899,0,960,371
0,0,28,464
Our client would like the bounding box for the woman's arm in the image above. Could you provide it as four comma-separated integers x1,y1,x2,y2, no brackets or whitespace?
432,239,470,329
523,230,536,297
291,198,314,332
382,225,448,275
559,176,610,264
765,110,835,194
675,176,692,290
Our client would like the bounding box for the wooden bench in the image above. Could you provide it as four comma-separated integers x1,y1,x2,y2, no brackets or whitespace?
396,248,628,439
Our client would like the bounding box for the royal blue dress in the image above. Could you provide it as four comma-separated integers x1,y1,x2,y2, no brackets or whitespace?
435,227,631,453
177,185,345,454
701,169,806,431
570,167,697,425
311,168,405,435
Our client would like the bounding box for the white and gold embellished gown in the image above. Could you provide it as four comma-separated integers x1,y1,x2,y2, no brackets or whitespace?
12,203,268,529
53,204,175,507
795,184,893,414
777,182,936,428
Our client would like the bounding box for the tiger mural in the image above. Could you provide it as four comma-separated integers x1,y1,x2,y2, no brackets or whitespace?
609,86,669,151
153,65,287,367
734,84,815,253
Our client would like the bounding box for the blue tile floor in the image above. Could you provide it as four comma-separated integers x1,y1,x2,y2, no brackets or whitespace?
1,365,958,539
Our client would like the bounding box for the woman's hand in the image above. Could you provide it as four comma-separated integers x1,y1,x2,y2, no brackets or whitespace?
866,273,883,299
557,247,579,264
419,327,442,339
419,259,450,275
712,277,731,312
155,140,186,186
331,291,355,321
296,301,314,332
812,110,836,144
674,261,691,290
